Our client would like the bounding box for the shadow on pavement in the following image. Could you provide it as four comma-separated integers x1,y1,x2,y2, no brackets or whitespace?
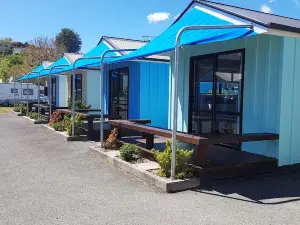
192,169,300,205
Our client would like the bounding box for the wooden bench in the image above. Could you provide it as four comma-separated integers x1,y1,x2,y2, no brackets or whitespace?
56,109,116,139
108,120,279,166
20,101,39,113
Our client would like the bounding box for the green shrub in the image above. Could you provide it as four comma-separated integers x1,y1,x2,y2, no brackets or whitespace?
119,144,140,162
28,112,37,120
13,105,20,112
65,113,84,136
14,104,26,114
67,99,91,110
49,111,63,127
19,104,27,114
153,140,193,179
53,121,65,132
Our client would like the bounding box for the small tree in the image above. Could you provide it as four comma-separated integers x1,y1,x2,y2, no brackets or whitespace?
55,28,82,53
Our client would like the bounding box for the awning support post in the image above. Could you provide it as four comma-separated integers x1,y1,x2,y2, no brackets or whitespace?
36,69,50,121
13,78,16,108
99,49,137,147
26,74,29,116
71,57,104,136
171,24,254,180
48,65,69,116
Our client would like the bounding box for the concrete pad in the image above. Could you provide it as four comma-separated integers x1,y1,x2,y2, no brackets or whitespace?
137,161,160,170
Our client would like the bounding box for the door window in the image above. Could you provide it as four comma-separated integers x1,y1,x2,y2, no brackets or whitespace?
189,50,244,147
109,68,129,119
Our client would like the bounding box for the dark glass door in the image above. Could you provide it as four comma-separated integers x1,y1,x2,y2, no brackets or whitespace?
189,50,244,148
70,74,82,101
51,77,56,105
109,68,129,119
190,57,214,135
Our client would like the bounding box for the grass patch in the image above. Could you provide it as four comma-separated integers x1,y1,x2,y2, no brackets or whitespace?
0,107,13,114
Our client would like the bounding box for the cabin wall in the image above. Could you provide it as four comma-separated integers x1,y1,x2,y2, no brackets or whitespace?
66,70,87,104
103,61,169,128
56,75,68,107
278,37,300,166
85,70,101,109
169,34,283,159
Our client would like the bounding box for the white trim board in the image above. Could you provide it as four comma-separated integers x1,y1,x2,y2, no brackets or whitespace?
194,4,267,34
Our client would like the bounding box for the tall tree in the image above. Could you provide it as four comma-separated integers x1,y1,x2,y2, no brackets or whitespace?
55,28,82,53
24,36,60,68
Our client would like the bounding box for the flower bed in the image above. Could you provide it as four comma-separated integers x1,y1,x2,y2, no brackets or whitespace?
90,128,200,192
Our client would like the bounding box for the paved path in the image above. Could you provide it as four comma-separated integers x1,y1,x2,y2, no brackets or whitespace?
1,113,300,225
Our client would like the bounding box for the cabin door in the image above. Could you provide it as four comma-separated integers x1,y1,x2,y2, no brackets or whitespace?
109,68,129,119
51,77,56,105
189,50,244,148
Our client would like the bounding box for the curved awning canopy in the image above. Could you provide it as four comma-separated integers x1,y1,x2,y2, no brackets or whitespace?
103,7,261,65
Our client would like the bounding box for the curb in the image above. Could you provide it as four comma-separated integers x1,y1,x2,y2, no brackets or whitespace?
42,125,88,142
89,146,200,193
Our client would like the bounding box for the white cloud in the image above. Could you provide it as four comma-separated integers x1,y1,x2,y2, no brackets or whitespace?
268,0,276,3
260,4,272,13
294,0,300,8
174,14,180,20
147,12,170,23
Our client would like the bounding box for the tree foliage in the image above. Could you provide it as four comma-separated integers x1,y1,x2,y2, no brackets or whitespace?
0,54,24,82
0,36,61,82
55,28,82,53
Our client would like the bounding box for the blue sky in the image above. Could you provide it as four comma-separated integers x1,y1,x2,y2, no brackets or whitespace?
1,0,300,53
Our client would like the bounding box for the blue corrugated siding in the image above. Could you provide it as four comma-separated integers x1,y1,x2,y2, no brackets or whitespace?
278,37,300,166
169,34,282,159
138,62,169,128
102,61,169,128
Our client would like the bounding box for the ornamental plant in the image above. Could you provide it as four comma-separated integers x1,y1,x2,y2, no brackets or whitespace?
13,104,20,112
102,128,121,150
28,112,37,120
49,111,63,127
52,121,65,132
119,144,140,162
152,140,194,179
65,113,83,136
16,104,26,114
67,98,91,110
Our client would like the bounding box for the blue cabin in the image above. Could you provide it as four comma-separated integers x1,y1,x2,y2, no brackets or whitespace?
60,37,170,129
163,1,300,167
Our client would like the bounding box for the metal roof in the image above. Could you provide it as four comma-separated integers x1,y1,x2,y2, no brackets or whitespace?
42,61,53,68
64,53,83,64
198,0,300,33
101,36,170,62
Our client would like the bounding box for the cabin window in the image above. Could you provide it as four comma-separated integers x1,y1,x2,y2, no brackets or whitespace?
70,74,82,101
11,88,18,94
189,50,244,148
109,68,129,119
23,89,34,95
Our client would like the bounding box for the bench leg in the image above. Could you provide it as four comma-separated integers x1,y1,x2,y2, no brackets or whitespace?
28,105,32,113
196,145,208,167
87,117,94,140
145,134,154,149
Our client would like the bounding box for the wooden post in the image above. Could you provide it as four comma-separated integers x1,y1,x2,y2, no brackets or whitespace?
145,134,154,149
87,117,94,140
196,145,207,167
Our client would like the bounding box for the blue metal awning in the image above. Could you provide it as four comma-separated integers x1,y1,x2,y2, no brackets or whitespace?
18,61,54,81
103,7,258,65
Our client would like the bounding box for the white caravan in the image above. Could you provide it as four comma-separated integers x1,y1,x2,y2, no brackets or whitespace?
0,82,45,106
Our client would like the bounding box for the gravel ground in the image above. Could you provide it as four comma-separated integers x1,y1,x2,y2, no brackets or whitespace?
1,113,300,225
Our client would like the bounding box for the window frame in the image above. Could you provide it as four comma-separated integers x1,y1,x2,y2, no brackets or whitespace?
188,49,245,139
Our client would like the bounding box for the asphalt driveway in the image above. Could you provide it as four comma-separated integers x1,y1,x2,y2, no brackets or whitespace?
1,113,300,225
